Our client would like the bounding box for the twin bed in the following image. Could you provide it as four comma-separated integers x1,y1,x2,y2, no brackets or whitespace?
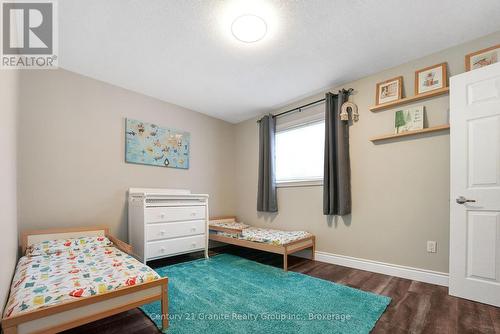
209,217,315,271
1,227,168,334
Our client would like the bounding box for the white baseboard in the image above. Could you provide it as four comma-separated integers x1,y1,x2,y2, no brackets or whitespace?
313,251,449,287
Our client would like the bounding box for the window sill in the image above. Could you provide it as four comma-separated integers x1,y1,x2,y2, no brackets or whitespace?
276,179,323,188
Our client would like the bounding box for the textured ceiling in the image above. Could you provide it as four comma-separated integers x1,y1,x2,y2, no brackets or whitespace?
59,0,500,123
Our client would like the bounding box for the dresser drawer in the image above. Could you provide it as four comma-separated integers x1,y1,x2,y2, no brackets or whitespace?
145,206,206,223
146,235,206,259
146,220,205,241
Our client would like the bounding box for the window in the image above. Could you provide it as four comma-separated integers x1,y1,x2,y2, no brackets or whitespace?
275,121,324,186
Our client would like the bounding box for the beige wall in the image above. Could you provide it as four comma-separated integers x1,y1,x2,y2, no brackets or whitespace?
18,69,236,240
234,31,500,273
0,70,19,314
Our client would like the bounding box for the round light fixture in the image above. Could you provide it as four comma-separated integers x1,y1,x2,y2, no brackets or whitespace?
231,14,267,43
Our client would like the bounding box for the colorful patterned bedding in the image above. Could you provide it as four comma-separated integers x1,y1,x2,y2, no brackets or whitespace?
4,238,160,319
209,220,250,231
214,227,312,246
27,236,113,256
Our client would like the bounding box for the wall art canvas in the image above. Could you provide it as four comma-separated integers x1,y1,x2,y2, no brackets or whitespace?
394,106,424,134
125,118,190,169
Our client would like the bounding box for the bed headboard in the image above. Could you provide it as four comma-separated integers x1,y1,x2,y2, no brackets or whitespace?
21,226,109,254
209,216,237,224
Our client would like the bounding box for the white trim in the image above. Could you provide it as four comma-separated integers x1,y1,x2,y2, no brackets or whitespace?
275,103,325,132
277,179,323,188
313,251,449,286
276,115,324,132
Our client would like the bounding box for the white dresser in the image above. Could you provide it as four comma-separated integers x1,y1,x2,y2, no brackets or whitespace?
128,188,209,263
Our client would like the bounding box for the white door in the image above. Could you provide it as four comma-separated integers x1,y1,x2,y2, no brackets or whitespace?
449,62,500,307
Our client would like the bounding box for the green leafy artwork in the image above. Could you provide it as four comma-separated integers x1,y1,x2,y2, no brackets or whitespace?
394,106,424,134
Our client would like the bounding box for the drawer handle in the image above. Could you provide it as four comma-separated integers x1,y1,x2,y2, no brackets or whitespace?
190,212,196,216
190,227,196,232
160,247,166,253
159,230,166,235
191,243,196,248
160,213,166,219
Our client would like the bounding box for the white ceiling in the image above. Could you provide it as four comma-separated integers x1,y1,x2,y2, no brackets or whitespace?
59,0,500,123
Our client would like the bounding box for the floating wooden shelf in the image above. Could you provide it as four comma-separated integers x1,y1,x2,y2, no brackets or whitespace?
370,125,450,142
370,87,449,112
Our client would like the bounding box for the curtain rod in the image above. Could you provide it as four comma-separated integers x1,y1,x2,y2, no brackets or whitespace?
257,89,353,123
256,98,325,123
273,98,326,119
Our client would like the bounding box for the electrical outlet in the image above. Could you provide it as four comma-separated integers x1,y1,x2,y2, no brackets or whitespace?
427,241,437,253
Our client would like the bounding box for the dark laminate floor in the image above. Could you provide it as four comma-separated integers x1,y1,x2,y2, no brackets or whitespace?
64,246,500,334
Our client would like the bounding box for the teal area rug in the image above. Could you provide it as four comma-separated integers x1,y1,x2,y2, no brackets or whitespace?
140,254,390,334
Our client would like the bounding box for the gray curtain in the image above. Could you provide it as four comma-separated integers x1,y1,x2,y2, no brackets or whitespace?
257,114,278,212
323,90,351,215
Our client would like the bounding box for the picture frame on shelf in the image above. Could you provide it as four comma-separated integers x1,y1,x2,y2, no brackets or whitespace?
465,44,500,71
394,106,424,134
375,76,403,105
415,63,447,95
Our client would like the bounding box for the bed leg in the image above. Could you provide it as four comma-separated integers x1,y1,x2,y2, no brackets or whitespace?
283,250,288,272
312,237,316,261
3,326,17,334
161,279,169,330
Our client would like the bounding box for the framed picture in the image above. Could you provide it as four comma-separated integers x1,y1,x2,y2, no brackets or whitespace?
415,63,447,95
465,44,500,71
375,76,403,105
394,106,424,134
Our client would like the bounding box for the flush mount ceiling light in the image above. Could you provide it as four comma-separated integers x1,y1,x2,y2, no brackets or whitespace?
231,14,267,43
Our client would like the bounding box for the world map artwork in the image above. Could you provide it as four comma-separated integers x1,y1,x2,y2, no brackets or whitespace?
125,119,190,169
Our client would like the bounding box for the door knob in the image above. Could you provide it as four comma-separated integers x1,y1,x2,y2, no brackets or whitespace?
456,196,476,204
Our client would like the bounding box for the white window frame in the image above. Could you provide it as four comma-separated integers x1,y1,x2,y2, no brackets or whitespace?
275,113,325,188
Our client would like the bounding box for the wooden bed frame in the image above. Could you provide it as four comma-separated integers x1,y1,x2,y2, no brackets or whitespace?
209,217,315,271
2,226,168,334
